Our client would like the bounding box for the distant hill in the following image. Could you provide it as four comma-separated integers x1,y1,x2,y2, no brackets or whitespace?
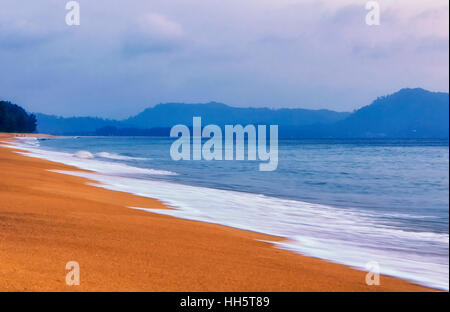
36,103,350,135
0,101,37,133
34,88,449,138
280,88,449,139
125,102,349,128
35,114,121,135
333,88,449,138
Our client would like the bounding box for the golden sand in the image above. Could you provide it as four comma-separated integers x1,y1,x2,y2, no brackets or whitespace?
0,133,432,291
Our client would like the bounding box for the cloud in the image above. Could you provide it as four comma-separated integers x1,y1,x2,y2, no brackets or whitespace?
121,12,185,56
138,13,184,38
0,0,448,118
0,15,64,50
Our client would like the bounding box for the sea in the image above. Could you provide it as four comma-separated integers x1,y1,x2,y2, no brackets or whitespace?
6,136,449,290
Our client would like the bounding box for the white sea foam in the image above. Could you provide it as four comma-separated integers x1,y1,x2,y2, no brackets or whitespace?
8,140,176,177
14,136,41,147
74,151,94,159
5,138,449,291
57,170,449,291
96,152,148,161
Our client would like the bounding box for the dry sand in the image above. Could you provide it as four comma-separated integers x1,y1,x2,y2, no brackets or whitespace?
0,133,433,291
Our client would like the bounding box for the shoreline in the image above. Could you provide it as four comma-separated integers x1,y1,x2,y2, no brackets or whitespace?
0,133,434,291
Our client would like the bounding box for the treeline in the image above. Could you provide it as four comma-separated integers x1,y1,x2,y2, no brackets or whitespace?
95,126,171,136
0,101,37,133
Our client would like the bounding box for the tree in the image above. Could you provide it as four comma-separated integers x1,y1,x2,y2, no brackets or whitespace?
0,101,37,133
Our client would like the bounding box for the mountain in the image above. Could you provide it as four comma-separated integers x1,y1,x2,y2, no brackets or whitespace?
333,88,449,138
124,102,349,128
35,114,121,135
0,101,37,133
35,103,350,135
34,88,449,138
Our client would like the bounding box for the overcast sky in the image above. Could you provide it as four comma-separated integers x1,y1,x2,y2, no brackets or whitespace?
0,0,448,118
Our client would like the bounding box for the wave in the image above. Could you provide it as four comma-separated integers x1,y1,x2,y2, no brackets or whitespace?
15,137,41,147
13,138,147,161
72,150,148,161
60,170,448,291
74,151,94,159
95,152,149,161
8,141,176,177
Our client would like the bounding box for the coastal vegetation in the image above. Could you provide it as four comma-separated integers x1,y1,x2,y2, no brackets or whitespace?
0,101,37,133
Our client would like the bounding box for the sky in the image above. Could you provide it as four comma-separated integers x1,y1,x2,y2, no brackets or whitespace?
0,0,448,119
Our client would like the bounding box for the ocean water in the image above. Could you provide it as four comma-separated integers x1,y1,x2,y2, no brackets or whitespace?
5,136,449,290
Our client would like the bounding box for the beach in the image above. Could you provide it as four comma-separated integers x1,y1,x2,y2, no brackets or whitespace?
0,133,433,291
